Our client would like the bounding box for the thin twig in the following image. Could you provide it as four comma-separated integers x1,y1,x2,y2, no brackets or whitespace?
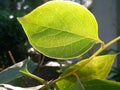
8,50,16,64
37,54,45,68
90,36,120,59
39,55,45,66
0,61,5,71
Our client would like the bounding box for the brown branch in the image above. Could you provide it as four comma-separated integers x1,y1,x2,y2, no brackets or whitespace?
8,50,16,64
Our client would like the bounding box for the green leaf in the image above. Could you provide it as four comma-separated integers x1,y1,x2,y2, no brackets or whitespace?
0,59,37,83
18,1,101,59
55,76,120,90
61,54,116,80
55,76,85,90
83,79,120,90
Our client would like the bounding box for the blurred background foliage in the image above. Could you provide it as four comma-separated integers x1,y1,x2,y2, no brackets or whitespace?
0,0,49,69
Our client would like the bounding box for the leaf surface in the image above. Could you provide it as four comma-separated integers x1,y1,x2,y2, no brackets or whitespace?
83,79,120,90
0,59,37,83
61,54,116,80
55,76,120,90
55,76,85,90
18,1,101,59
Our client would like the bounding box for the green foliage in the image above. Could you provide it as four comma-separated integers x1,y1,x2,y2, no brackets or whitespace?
55,76,85,90
61,55,116,81
83,79,120,90
16,0,120,90
0,59,37,84
18,1,102,59
55,77,120,90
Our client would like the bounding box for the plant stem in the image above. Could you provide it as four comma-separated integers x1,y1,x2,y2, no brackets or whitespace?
104,36,120,48
19,65,46,84
90,36,120,59
25,72,46,84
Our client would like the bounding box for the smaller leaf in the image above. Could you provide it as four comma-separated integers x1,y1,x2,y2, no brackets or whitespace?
61,54,116,81
0,59,37,83
55,76,120,90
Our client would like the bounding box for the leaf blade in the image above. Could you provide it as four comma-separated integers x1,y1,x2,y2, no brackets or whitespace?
61,54,116,80
18,1,101,59
83,79,120,90
55,77,120,90
55,76,85,90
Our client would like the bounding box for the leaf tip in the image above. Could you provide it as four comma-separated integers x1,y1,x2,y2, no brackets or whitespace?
17,17,25,25
17,17,21,22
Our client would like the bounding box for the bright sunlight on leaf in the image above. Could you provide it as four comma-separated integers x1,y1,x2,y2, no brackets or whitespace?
18,1,102,59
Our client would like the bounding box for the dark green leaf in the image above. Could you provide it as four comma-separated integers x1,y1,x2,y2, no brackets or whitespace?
0,59,37,83
83,79,120,90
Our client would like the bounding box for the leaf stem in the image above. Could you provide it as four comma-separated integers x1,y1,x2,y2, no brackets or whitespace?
104,36,120,48
23,71,46,84
20,65,46,84
90,36,120,59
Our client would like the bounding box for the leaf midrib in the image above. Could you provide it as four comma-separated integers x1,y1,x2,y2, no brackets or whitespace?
22,19,99,42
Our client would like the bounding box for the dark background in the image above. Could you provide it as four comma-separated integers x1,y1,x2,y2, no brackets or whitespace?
0,0,49,68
